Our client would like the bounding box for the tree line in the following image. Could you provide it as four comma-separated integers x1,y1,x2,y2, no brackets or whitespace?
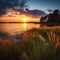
40,9,60,26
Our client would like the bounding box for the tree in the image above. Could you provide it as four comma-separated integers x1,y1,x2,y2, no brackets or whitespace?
47,9,60,23
40,9,60,27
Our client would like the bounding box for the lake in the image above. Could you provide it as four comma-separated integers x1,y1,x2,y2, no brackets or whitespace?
0,23,40,34
0,23,60,34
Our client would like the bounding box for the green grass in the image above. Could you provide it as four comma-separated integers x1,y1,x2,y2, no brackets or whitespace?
0,28,60,60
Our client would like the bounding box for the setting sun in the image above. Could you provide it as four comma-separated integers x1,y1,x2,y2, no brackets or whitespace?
22,17,28,22
21,15,31,22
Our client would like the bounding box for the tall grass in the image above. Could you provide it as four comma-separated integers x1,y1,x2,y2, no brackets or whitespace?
0,29,60,60
20,29,57,60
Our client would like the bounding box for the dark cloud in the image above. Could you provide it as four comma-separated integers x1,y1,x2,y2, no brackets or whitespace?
0,0,19,8
0,0,46,16
0,0,28,16
46,9,53,13
0,0,19,16
26,9,46,17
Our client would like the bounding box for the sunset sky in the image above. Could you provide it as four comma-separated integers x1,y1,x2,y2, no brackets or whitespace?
0,0,60,14
0,0,60,33
0,0,60,22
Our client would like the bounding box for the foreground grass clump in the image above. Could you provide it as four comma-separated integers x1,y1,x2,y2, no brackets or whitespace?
0,40,21,60
0,28,60,60
20,28,60,60
20,38,56,60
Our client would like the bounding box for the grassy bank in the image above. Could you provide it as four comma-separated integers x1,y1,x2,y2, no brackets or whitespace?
0,28,60,60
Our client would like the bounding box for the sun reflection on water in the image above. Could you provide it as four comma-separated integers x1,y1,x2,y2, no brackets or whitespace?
23,23,28,30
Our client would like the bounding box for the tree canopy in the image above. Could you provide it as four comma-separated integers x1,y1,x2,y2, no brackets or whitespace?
40,9,60,26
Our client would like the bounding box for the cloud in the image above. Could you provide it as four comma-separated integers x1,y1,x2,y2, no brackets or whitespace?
27,9,46,16
0,0,45,16
0,0,25,16
46,9,53,13
0,0,29,16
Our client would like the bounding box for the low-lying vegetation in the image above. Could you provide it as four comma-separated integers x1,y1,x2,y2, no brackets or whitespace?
0,28,60,60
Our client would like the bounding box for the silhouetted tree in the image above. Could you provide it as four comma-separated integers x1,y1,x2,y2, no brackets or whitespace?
47,9,60,23
40,9,60,26
40,16,48,27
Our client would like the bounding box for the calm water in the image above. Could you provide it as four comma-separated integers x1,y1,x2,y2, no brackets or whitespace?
0,23,40,34
0,23,60,34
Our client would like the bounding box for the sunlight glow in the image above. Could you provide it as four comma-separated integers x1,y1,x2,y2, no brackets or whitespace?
22,17,28,22
24,23,27,28
0,9,40,22
23,23,28,30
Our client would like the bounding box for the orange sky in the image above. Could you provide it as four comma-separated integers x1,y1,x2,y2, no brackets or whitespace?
0,14,40,22
0,9,40,22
